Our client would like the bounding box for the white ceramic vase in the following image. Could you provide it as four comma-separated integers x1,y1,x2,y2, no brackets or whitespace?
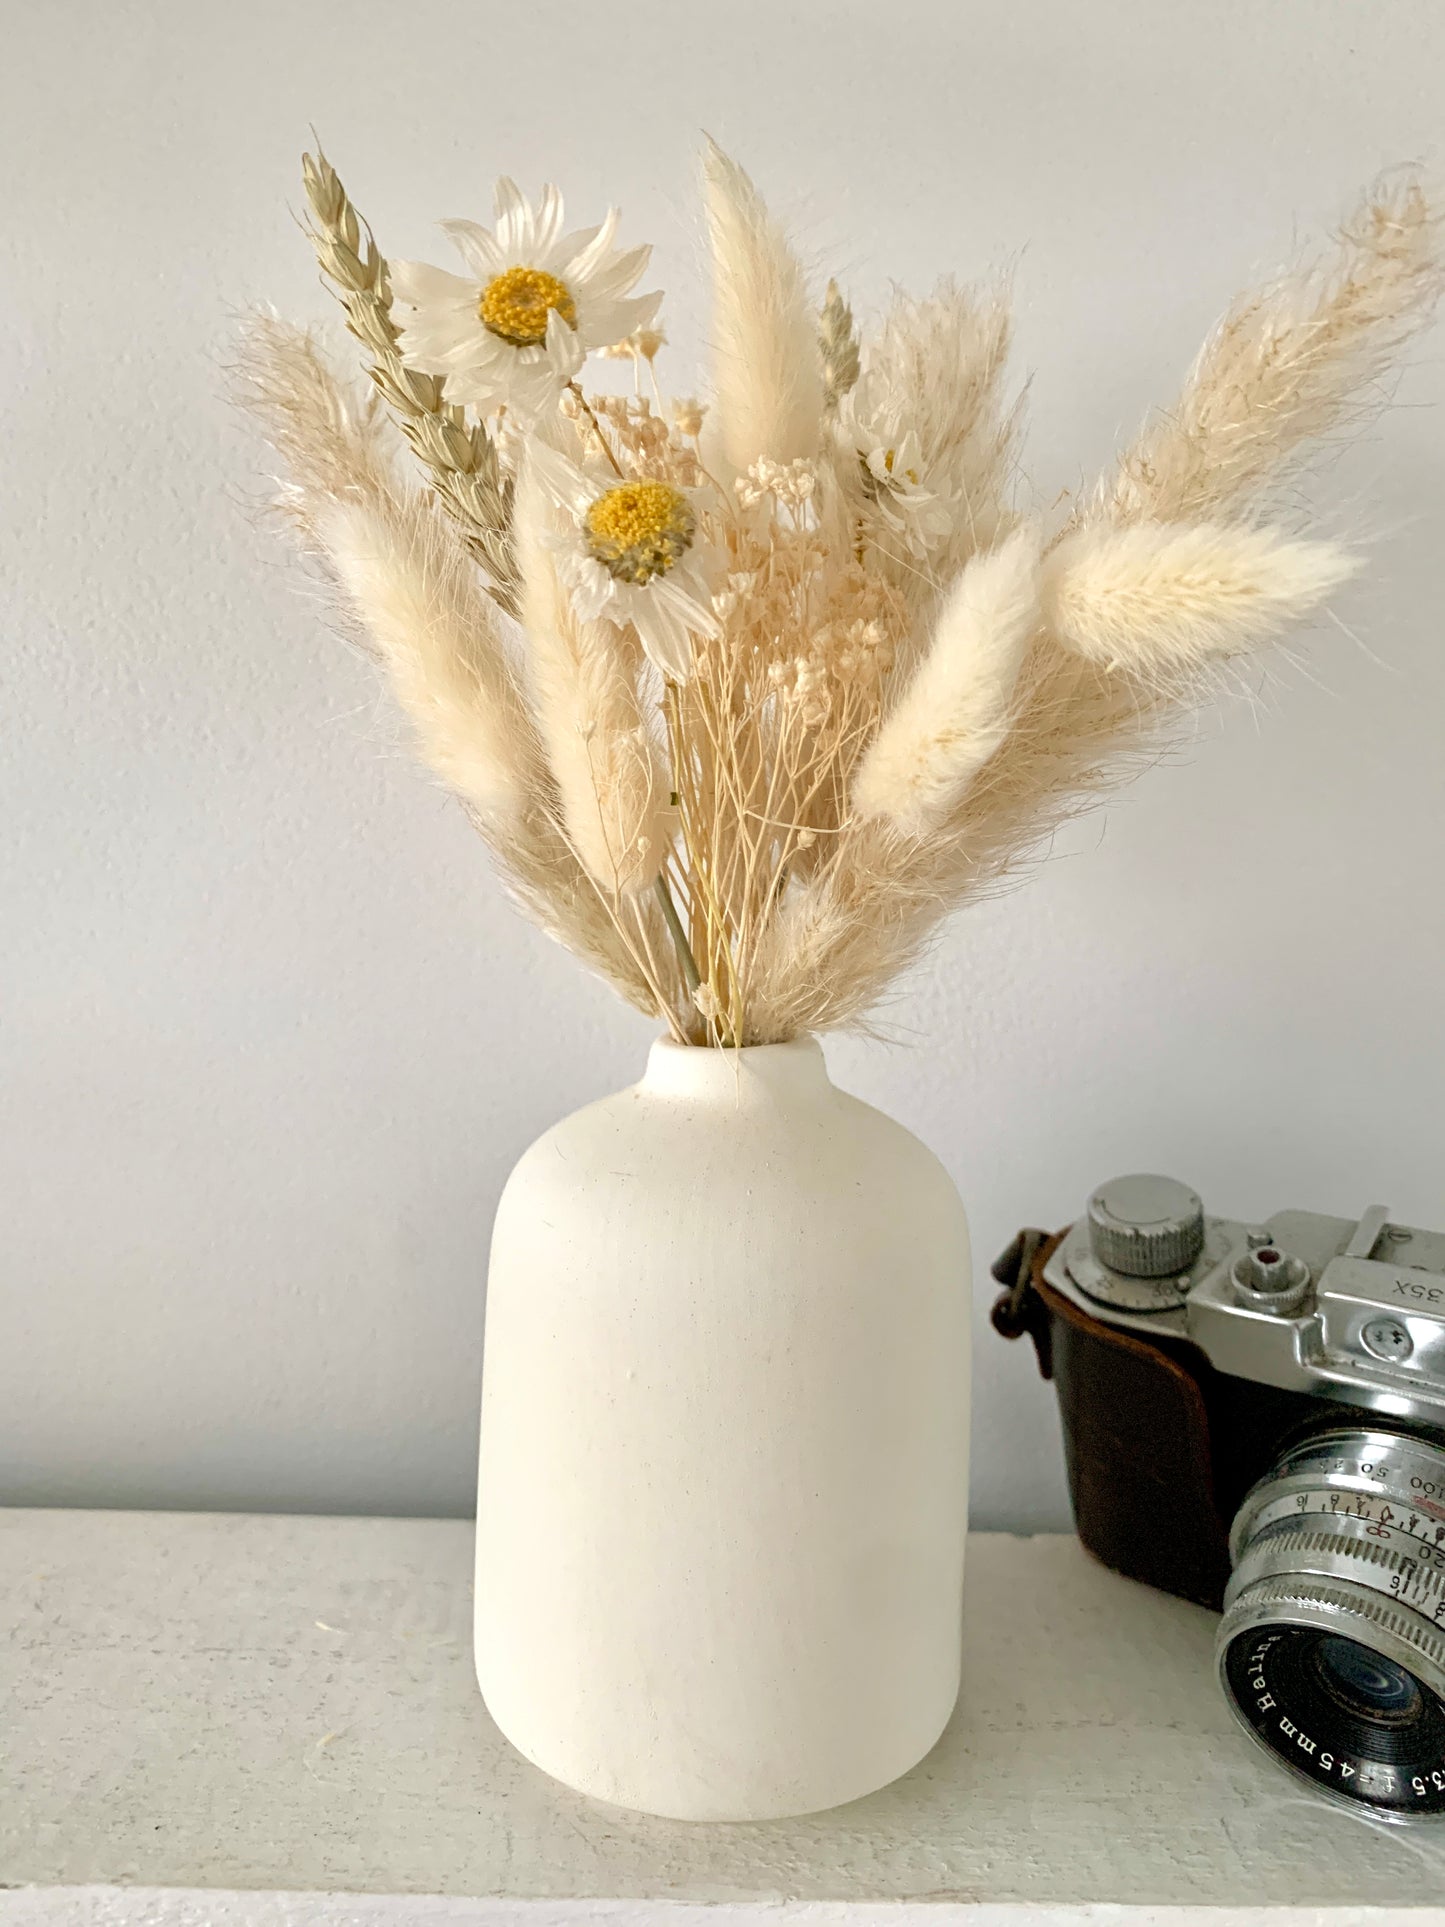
474,1034,972,1820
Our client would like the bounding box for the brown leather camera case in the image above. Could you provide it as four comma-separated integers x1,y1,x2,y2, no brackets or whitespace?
991,1228,1332,1613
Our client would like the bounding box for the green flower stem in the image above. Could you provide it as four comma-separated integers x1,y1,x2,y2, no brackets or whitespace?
653,872,701,997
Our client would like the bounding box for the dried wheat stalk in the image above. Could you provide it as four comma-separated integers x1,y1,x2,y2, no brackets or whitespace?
302,151,520,615
818,281,860,416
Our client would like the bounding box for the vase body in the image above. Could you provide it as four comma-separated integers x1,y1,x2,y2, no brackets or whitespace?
474,1035,971,1820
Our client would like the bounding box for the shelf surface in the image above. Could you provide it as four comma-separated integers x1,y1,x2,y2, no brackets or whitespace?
4,1508,1445,1911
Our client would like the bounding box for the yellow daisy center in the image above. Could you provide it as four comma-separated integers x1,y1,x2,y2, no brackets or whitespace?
478,266,577,347
584,481,696,586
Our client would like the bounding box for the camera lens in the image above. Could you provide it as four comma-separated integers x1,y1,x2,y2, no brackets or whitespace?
1217,1428,1445,1820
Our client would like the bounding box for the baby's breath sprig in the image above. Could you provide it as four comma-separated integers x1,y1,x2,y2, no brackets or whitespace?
300,150,520,616
818,280,860,416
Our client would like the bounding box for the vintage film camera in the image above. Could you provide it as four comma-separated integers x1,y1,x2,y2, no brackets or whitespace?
993,1174,1445,1821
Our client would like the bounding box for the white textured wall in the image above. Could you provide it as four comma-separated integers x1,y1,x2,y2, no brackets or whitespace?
3,0,1443,1527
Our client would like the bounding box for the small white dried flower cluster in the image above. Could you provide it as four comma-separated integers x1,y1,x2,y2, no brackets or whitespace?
816,614,898,684
599,326,668,363
709,568,757,629
588,394,700,488
768,652,828,725
671,397,706,440
768,616,897,727
718,540,827,649
734,458,818,510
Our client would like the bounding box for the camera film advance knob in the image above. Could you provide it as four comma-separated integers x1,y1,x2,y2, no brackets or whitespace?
1087,1174,1206,1278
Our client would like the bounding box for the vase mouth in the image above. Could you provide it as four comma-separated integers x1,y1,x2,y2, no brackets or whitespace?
640,1032,827,1099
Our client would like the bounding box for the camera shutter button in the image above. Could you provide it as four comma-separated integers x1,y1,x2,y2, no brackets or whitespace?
1087,1174,1206,1278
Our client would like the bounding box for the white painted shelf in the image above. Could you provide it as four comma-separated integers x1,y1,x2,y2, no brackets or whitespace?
4,1509,1445,1924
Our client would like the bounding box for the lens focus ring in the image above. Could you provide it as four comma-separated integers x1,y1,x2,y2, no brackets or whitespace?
1234,1523,1445,1624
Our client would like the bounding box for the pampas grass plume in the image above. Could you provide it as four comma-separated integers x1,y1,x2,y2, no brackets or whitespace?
1107,173,1444,523
1045,523,1359,671
703,138,823,476
233,313,395,542
853,525,1043,833
322,498,532,824
514,460,668,897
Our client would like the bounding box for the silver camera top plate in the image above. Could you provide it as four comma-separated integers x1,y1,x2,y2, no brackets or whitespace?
1043,1179,1445,1426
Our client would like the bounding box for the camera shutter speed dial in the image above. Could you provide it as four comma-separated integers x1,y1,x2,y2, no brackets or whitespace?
1088,1174,1206,1278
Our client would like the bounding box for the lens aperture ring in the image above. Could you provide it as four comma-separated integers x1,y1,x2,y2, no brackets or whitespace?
1235,1523,1445,1627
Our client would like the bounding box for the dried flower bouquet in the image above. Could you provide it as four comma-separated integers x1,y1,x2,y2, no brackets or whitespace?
240,147,1442,1046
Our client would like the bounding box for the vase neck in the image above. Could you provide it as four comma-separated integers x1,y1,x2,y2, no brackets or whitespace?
639,1034,830,1104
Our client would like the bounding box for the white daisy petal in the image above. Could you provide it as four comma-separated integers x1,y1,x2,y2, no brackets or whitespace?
533,184,565,257
391,260,477,307
397,331,488,371
544,305,585,384
630,593,694,679
654,572,720,639
527,440,594,515
563,207,622,281
509,358,565,421
567,566,612,625
493,177,530,256
581,291,663,350
581,244,653,300
551,221,602,269
441,219,504,280
441,362,502,408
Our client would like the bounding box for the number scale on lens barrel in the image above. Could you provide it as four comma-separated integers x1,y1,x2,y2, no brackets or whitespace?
1233,1436,1445,1550
1251,1486,1445,1557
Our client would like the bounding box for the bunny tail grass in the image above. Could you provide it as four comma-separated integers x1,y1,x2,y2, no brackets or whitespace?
324,492,668,1014
853,526,1044,833
321,497,536,825
514,459,670,899
1045,523,1359,671
703,138,823,477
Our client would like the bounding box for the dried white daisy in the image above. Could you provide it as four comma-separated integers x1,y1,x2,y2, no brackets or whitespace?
527,440,720,681
837,369,954,556
391,181,660,420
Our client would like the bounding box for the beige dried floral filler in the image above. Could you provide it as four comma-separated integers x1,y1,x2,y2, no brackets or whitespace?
239,146,1443,1045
